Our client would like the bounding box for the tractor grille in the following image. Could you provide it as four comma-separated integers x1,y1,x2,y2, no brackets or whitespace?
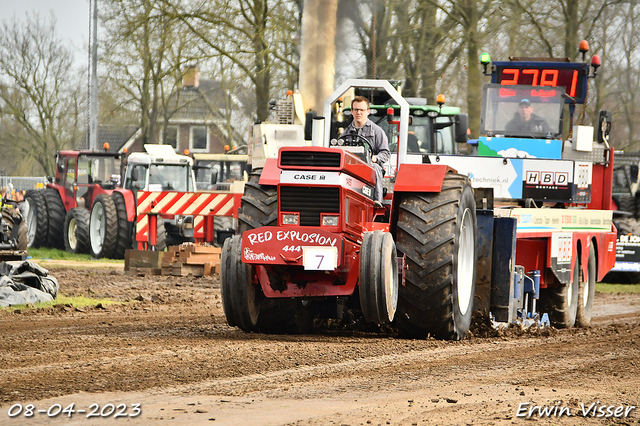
280,186,340,226
279,151,341,168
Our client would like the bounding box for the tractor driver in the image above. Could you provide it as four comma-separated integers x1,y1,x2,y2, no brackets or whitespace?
505,99,552,135
341,96,389,208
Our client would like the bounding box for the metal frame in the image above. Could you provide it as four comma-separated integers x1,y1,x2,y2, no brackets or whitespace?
322,79,410,166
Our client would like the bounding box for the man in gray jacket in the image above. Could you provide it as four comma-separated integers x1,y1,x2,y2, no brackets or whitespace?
340,96,389,207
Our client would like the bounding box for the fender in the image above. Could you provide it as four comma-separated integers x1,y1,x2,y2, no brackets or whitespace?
113,188,137,222
393,163,456,192
258,158,282,186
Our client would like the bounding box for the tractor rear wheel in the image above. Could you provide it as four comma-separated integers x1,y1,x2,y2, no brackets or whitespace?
221,235,260,331
44,188,66,249
576,244,596,327
359,230,398,324
63,208,90,254
111,192,132,259
89,195,119,258
25,189,48,248
2,208,28,250
394,173,477,340
238,169,277,234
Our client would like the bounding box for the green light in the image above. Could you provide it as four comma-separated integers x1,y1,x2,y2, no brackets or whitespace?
480,52,491,64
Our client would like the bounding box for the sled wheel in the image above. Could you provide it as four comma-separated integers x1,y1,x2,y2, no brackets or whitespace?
221,235,260,331
63,208,90,254
44,188,66,249
394,173,477,340
576,244,596,327
25,189,48,248
359,230,398,324
89,194,118,258
540,267,579,328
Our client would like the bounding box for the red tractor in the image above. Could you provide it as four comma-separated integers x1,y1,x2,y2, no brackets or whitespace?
25,150,136,258
221,81,476,339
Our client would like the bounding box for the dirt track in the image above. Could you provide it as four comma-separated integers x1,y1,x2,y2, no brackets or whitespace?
0,266,639,425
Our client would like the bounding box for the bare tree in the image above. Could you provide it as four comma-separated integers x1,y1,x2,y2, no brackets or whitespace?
0,13,83,175
161,0,302,122
100,0,201,146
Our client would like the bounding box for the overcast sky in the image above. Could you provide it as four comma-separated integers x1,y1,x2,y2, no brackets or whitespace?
0,0,90,61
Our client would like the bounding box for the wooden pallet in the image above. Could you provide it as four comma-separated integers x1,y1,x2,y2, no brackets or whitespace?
126,243,221,277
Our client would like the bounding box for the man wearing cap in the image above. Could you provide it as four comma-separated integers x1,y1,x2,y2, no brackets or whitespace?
505,99,552,134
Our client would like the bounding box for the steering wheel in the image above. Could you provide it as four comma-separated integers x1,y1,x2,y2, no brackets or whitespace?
338,134,373,151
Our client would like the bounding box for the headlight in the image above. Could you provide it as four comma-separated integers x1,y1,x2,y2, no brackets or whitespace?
282,214,299,225
322,215,339,226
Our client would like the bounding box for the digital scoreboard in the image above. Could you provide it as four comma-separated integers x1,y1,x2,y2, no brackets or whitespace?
491,61,590,104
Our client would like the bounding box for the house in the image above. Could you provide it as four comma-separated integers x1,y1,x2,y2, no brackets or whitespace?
109,66,249,155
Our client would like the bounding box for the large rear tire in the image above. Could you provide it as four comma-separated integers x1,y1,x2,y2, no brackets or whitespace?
89,195,118,258
221,235,260,331
359,230,398,324
44,188,66,249
394,173,477,340
576,244,596,327
25,189,48,248
238,169,277,234
63,208,90,254
111,192,132,259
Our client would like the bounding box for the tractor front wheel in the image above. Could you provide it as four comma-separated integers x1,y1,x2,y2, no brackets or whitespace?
221,235,261,331
89,195,119,258
576,244,596,327
64,208,90,254
394,173,477,340
359,230,398,324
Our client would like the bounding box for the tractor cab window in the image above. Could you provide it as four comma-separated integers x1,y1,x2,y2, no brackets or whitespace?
481,84,564,139
381,116,456,155
148,164,190,192
196,160,247,190
125,164,148,191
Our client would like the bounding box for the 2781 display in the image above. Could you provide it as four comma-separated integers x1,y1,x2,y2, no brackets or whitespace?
491,61,589,104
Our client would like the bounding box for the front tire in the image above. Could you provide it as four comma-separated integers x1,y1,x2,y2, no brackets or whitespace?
89,195,118,258
359,230,398,324
64,208,90,254
394,173,477,340
221,235,260,331
576,244,596,327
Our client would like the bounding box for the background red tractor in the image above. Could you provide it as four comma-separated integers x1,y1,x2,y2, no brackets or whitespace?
25,150,136,258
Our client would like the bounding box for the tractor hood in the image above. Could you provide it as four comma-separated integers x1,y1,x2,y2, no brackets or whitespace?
276,146,376,187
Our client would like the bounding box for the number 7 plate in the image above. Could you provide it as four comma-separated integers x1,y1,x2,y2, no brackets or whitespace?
302,246,338,271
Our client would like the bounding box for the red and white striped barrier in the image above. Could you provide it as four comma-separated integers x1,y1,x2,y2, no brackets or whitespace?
136,191,242,245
